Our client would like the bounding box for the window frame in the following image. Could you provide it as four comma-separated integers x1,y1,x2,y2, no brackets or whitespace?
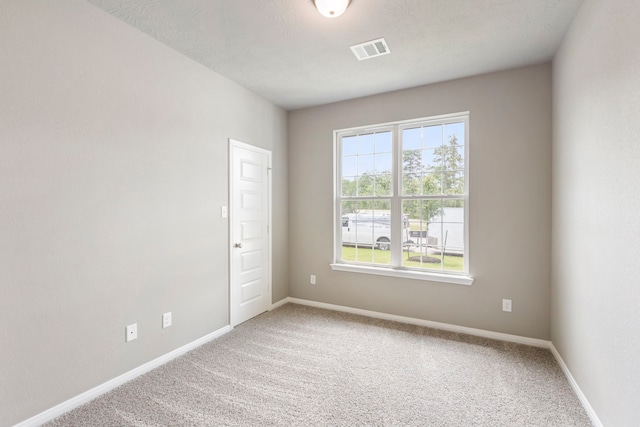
331,112,473,286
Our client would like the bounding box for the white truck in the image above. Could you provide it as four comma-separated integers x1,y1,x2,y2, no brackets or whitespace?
341,211,411,251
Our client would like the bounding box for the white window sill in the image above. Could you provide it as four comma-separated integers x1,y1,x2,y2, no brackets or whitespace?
330,263,474,286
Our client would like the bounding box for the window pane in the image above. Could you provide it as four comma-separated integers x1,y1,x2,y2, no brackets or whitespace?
441,145,463,172
341,177,357,196
425,122,465,195
401,198,463,273
440,200,464,272
403,199,420,223
371,200,392,260
341,200,357,262
388,124,468,197
423,125,442,148
340,200,355,261
375,152,392,173
422,172,441,195
341,156,357,177
402,199,440,223
375,173,391,196
358,133,375,154
444,122,464,147
403,149,422,175
341,200,358,217
402,201,427,269
342,131,396,199
423,199,442,222
342,136,357,156
456,145,465,167
422,148,440,170
353,213,373,253
402,199,421,268
358,154,374,175
402,148,422,195
442,221,464,252
402,127,421,150
340,200,391,265
375,131,392,153
442,171,464,195
403,220,436,270
403,173,421,195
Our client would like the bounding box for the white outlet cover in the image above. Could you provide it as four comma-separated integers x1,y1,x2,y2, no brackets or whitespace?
310,274,316,285
126,323,137,342
163,312,172,328
502,299,512,312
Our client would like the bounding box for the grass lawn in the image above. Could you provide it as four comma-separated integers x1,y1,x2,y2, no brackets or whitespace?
341,246,463,272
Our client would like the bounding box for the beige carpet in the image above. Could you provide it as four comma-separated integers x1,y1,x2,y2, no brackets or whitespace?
46,303,592,426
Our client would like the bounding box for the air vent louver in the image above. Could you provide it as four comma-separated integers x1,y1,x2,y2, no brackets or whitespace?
350,38,390,61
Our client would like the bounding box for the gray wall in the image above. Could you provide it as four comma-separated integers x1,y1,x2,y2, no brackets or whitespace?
288,64,552,340
0,1,287,425
552,0,640,424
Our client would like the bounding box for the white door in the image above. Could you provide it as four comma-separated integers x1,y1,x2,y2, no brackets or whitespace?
229,139,271,326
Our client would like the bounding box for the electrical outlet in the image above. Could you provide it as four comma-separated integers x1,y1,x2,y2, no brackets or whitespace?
162,312,172,328
310,274,316,285
502,299,512,313
126,323,137,342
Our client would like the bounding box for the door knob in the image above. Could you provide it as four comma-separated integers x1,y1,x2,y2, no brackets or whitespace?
234,243,242,248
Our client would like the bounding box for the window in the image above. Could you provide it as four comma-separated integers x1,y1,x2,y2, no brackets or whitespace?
332,113,471,285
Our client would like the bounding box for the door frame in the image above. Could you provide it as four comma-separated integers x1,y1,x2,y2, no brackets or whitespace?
228,138,272,327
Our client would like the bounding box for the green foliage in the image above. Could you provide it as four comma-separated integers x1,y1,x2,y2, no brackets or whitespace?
432,133,464,195
401,133,464,221
402,149,440,222
341,131,464,217
341,246,463,272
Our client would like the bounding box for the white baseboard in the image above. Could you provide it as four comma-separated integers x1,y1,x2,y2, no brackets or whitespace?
15,325,232,427
286,297,551,347
270,297,289,311
549,343,603,427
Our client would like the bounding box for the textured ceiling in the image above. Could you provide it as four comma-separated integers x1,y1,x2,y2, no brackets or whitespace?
85,0,584,110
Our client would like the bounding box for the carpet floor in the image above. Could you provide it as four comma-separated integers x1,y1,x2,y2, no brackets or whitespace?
46,303,592,426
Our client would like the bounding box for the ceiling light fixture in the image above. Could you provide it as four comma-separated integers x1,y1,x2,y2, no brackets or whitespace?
313,0,351,18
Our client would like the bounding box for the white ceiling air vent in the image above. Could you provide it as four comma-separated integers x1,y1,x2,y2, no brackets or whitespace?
350,38,391,61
